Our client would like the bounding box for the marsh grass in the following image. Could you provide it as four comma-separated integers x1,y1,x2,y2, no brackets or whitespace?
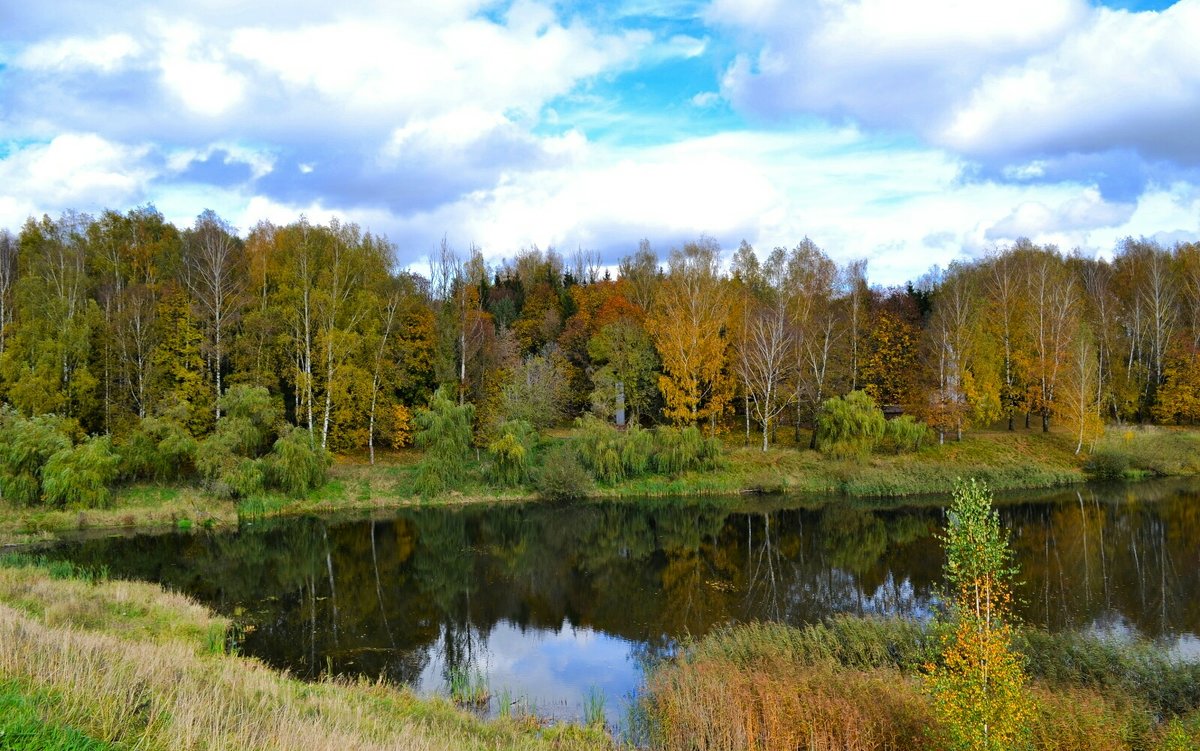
447,665,490,706
583,685,606,728
640,618,1200,751
0,564,612,751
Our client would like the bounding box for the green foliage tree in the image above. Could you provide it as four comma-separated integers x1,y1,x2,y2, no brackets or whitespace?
0,410,73,506
588,320,660,424
499,351,571,429
534,444,591,501
884,415,930,454
486,420,537,487
195,385,282,498
413,385,475,495
815,390,886,458
926,479,1033,751
117,414,197,482
652,425,721,475
265,425,330,496
41,436,120,508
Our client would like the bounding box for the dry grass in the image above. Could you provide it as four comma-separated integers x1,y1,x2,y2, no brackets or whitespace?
0,566,611,751
644,658,936,751
640,620,1200,751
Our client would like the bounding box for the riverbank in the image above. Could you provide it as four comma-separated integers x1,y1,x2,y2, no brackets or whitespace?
3,425,1198,547
0,557,613,751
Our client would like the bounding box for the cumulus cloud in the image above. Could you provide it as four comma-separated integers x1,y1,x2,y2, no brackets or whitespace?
0,134,152,227
985,189,1137,241
710,0,1200,176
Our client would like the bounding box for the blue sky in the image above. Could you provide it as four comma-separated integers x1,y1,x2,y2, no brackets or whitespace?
0,0,1197,284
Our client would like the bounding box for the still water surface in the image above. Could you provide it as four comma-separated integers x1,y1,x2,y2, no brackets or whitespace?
49,480,1200,724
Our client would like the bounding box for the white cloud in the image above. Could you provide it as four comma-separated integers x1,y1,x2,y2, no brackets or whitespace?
226,9,647,119
155,20,248,117
941,3,1200,161
710,0,1200,168
165,142,276,179
0,134,151,227
17,33,142,72
985,189,1136,241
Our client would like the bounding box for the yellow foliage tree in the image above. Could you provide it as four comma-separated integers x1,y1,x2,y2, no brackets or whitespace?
646,239,734,428
926,479,1034,751
1152,342,1200,424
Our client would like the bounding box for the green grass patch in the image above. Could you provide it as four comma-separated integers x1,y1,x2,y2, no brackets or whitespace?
0,681,115,751
0,553,108,584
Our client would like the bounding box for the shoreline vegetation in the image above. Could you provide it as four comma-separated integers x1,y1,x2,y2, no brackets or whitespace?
2,484,1197,751
0,556,613,751
2,423,1199,548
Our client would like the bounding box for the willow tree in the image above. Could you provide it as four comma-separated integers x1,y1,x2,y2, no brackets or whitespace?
412,385,475,495
926,479,1032,750
647,238,734,428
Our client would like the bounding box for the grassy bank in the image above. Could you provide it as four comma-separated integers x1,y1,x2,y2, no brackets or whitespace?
0,557,611,751
3,425,1199,547
639,618,1200,751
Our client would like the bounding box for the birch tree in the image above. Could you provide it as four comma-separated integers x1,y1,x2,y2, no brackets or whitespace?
184,210,243,420
647,238,733,428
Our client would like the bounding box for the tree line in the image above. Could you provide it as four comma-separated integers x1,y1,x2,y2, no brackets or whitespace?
0,206,1198,463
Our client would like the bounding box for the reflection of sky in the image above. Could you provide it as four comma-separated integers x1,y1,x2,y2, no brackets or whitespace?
416,619,642,726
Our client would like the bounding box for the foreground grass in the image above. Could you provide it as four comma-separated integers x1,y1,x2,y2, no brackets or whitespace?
4,425,1199,546
0,560,612,751
640,618,1200,751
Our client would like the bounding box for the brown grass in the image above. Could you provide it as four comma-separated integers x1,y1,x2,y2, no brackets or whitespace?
641,620,1200,751
0,566,611,751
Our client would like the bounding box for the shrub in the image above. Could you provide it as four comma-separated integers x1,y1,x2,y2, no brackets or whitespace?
574,416,658,484
214,385,283,456
535,444,591,501
575,415,627,483
41,436,120,509
816,390,886,459
0,411,73,506
264,426,330,496
884,415,929,454
486,420,537,487
196,433,264,499
1084,449,1131,481
117,416,196,482
653,425,720,475
412,386,475,495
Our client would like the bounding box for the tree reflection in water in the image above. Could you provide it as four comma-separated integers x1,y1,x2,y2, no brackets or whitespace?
48,479,1200,719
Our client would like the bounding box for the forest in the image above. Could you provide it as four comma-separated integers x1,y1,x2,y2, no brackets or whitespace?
0,206,1199,505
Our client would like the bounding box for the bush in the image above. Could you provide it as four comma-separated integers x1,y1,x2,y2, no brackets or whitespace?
816,391,886,459
413,386,476,495
884,415,929,454
117,416,196,482
41,436,120,509
264,426,330,496
215,385,282,456
535,445,591,501
0,411,73,506
653,425,721,475
486,420,537,487
574,416,658,484
196,433,264,499
1084,449,1131,481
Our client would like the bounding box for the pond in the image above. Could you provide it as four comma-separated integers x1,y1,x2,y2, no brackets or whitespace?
47,479,1200,726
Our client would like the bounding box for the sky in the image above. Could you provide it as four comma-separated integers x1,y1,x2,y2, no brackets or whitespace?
1,0,1198,285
